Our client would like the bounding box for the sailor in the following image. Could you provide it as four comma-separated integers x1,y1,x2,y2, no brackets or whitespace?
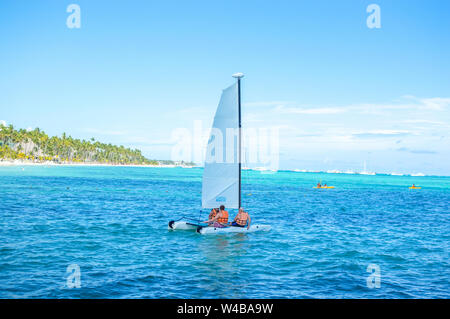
204,208,218,225
230,207,251,230
317,182,321,188
204,205,228,228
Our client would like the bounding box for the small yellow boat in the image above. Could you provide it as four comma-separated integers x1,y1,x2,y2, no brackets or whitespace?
313,186,335,189
409,186,421,189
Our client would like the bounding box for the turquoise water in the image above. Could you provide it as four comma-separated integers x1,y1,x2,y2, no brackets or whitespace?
0,166,449,298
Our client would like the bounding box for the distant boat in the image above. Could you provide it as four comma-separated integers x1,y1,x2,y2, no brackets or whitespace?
411,173,426,177
359,161,376,175
390,172,404,176
252,167,277,173
168,73,271,235
360,171,376,175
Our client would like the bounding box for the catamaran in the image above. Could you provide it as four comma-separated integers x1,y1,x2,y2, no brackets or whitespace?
168,73,271,235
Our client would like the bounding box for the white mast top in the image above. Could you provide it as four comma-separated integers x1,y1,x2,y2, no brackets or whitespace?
232,72,244,79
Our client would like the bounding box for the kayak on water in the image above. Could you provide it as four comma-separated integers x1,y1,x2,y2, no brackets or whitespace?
196,224,271,235
409,186,421,189
313,186,335,189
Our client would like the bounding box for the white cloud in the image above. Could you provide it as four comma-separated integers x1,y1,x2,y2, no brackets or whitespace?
275,105,348,115
244,101,291,108
0,120,6,127
402,119,445,125
358,129,411,135
255,95,450,117
400,95,450,110
419,97,450,110
352,130,412,138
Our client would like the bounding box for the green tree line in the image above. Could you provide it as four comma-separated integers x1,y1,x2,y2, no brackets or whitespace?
0,124,190,165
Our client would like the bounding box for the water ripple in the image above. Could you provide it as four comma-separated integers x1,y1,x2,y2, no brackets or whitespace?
0,167,449,298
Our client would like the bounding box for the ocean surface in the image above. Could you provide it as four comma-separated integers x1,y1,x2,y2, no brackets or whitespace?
0,166,449,298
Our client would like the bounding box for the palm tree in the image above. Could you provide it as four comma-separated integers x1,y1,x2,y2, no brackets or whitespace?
0,124,168,165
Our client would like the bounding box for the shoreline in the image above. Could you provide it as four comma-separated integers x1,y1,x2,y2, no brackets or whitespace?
0,160,445,176
0,160,195,168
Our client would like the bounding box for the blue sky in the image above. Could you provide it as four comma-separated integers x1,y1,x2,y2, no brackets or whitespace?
1,0,449,175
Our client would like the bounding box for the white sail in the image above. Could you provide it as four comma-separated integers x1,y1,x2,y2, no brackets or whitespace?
202,82,239,209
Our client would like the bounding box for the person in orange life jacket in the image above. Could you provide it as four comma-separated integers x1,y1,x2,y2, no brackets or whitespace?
203,208,219,225
230,207,251,230
204,205,228,228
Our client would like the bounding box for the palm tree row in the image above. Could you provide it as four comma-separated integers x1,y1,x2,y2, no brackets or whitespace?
0,124,165,165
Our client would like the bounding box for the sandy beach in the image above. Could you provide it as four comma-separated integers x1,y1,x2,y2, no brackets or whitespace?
0,160,195,168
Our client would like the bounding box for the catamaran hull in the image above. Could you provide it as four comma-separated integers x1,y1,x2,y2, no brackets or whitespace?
168,221,200,230
196,224,271,235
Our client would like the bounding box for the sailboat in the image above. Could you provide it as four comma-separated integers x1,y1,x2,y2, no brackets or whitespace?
168,73,271,235
359,160,376,175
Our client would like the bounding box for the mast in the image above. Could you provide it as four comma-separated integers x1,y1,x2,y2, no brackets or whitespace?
232,72,244,208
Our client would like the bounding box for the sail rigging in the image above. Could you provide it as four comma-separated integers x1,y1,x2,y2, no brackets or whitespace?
169,73,271,234
201,81,240,209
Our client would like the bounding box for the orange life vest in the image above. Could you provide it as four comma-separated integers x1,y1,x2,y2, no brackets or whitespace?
217,210,228,223
235,212,248,226
209,209,217,220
